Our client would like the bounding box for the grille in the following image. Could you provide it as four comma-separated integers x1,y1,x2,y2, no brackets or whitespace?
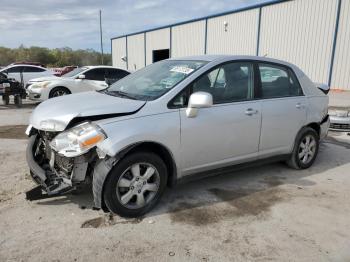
330,123,350,130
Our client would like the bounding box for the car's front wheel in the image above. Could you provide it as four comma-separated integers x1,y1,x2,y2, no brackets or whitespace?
287,127,319,169
103,152,167,217
49,87,71,98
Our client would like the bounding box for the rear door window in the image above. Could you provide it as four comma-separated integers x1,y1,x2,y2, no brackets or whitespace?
23,66,46,73
258,64,303,98
105,68,129,80
6,66,24,73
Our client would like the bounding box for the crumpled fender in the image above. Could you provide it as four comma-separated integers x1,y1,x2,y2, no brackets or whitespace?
92,157,117,209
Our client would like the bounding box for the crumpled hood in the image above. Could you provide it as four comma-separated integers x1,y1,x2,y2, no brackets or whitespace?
30,91,146,131
28,76,60,83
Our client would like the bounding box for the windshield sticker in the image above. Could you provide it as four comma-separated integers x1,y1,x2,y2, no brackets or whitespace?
170,66,194,75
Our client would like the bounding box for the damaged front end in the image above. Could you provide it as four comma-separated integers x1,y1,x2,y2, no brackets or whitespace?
26,122,105,201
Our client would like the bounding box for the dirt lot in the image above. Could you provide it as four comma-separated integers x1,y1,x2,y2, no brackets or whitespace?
1,100,350,262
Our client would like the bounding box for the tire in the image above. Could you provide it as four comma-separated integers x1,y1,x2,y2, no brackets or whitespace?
2,94,9,105
103,151,168,217
286,127,319,169
49,87,71,98
14,96,22,108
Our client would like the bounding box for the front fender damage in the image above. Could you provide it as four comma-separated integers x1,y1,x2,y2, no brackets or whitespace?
92,157,117,209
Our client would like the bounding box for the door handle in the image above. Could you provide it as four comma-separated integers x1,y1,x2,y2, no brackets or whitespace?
296,103,302,109
245,108,258,116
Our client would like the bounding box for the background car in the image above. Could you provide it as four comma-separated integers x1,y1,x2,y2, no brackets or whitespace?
26,65,130,101
0,64,54,86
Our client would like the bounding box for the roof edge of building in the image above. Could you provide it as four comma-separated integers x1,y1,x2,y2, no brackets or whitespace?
111,0,291,40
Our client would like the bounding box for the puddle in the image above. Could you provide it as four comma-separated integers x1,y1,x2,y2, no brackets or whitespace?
260,176,286,187
81,213,143,228
169,187,284,226
0,125,27,139
210,187,283,216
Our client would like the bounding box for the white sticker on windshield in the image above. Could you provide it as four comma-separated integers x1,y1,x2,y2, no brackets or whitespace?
170,66,194,75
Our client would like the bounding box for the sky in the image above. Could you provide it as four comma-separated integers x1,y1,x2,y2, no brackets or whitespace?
0,0,270,53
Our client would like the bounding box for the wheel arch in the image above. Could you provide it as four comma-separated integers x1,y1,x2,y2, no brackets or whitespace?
305,122,320,137
93,140,178,211
49,86,71,98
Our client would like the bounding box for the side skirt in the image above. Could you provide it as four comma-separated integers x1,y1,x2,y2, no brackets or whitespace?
176,154,290,185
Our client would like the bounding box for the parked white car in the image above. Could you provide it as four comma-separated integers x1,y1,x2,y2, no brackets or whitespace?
26,66,130,101
0,64,54,86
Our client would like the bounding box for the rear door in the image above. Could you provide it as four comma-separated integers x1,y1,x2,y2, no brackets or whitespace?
6,66,24,83
257,63,307,157
172,61,262,175
22,66,48,84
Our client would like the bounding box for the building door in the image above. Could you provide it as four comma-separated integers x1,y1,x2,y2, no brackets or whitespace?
152,49,170,63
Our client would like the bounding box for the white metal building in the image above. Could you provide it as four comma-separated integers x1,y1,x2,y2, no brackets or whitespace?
111,0,350,90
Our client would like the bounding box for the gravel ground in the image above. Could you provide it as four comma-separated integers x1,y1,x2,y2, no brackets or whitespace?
0,100,350,262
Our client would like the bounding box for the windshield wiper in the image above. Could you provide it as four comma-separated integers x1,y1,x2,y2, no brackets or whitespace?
105,90,138,100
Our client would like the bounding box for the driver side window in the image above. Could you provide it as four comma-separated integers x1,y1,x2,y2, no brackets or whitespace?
84,69,106,81
170,62,254,108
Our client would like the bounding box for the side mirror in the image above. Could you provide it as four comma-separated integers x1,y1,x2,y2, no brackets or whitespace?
186,92,213,118
77,74,86,80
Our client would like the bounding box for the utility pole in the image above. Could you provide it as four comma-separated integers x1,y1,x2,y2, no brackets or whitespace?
99,10,104,64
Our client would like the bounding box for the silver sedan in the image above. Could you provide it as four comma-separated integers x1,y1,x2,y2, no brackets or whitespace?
26,55,330,217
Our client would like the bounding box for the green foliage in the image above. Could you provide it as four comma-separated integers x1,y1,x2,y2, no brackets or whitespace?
0,46,111,67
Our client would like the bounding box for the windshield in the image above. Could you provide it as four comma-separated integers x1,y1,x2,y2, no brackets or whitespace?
62,67,87,78
106,60,207,100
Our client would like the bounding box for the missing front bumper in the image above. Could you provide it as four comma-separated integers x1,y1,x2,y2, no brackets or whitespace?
26,135,75,198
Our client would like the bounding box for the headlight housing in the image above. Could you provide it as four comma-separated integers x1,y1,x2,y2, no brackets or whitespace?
31,81,50,89
50,122,106,157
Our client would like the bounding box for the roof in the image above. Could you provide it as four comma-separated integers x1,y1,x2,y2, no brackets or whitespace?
111,0,291,40
170,55,298,68
4,64,46,69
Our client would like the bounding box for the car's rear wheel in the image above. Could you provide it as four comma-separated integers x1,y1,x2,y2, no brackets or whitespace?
103,152,167,217
49,87,70,98
2,94,9,105
287,127,319,169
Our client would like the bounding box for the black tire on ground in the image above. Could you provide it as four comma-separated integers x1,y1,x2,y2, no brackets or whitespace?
286,127,320,169
2,94,9,105
14,95,22,107
49,87,71,98
103,151,168,217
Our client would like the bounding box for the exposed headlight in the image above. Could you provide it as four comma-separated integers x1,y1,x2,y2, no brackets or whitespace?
40,120,66,131
31,81,50,89
50,122,106,157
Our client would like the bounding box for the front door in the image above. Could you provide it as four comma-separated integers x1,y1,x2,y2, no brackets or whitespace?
173,61,262,175
76,68,108,92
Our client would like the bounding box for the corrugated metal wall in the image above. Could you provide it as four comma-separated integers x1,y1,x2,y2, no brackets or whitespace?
171,21,206,57
206,9,259,55
127,33,145,72
112,0,350,90
111,37,127,70
259,0,338,84
331,0,350,90
145,28,170,65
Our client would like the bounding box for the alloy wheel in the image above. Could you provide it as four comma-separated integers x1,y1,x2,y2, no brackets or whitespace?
298,135,316,164
116,163,160,209
52,90,67,97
